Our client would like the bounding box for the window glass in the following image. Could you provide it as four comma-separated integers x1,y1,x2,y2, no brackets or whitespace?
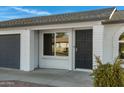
119,43,124,59
119,32,124,40
56,32,69,56
43,33,55,56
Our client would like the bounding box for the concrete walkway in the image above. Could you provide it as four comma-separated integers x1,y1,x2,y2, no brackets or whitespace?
0,68,93,87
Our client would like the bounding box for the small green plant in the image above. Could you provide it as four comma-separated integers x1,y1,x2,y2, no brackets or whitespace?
91,56,124,87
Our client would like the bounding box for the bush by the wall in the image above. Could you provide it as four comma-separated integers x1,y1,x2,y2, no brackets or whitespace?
91,56,124,87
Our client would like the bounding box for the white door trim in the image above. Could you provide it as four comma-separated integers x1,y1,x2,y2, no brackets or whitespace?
72,28,93,71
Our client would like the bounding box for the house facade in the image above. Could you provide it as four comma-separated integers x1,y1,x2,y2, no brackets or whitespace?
0,7,124,71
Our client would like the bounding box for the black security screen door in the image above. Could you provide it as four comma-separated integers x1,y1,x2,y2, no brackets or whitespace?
75,29,93,69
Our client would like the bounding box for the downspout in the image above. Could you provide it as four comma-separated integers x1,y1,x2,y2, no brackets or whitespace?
37,30,40,69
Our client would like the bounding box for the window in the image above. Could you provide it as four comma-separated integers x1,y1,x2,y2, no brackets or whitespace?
43,33,55,56
43,32,69,56
56,33,69,56
119,32,124,59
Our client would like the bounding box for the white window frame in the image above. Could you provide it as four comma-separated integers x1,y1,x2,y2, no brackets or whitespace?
41,31,70,59
118,34,124,59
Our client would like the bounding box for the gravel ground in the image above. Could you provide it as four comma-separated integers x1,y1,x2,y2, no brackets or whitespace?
0,80,53,87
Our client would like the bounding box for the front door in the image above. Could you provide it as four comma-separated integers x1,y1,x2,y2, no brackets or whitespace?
75,29,92,69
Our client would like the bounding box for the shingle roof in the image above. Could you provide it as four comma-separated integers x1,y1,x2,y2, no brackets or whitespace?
103,10,124,24
0,7,115,28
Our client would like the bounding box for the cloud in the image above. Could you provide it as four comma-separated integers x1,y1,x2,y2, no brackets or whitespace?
0,15,22,21
11,7,51,15
2,15,20,19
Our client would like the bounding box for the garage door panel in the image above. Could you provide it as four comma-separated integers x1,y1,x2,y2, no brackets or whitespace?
0,34,20,69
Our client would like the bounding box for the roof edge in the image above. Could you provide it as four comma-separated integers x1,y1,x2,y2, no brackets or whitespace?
0,7,116,23
102,20,124,25
0,7,117,28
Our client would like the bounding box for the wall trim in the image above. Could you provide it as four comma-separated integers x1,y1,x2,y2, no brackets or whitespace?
113,26,124,60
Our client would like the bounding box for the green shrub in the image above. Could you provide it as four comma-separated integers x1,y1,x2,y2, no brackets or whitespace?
91,56,124,87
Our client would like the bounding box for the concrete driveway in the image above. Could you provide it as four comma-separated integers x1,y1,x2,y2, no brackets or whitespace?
0,68,93,87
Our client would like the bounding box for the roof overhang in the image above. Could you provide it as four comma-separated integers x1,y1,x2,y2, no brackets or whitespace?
0,7,116,28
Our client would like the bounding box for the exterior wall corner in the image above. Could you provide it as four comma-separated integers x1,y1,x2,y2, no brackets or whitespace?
20,30,36,71
93,25,104,68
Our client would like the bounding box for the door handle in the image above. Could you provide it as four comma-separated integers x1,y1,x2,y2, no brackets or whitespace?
75,47,78,52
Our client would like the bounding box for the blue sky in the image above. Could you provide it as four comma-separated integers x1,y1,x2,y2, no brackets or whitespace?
0,6,124,21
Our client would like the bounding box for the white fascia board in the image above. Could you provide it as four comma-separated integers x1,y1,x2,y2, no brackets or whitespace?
0,21,102,31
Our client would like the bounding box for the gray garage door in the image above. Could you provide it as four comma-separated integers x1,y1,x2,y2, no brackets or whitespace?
0,34,20,69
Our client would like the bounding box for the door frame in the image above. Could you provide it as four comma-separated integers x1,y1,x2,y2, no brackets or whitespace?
72,27,93,72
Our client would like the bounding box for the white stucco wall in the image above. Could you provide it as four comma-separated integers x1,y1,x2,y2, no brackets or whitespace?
93,25,104,68
1,22,123,71
24,30,38,71
0,21,104,71
103,23,124,64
